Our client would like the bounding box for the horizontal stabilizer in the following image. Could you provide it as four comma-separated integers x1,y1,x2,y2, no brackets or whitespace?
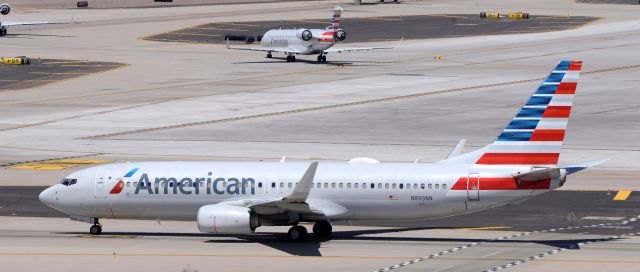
560,158,608,175
515,168,562,182
446,139,466,159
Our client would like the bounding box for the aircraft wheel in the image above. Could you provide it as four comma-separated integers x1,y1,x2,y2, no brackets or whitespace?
317,55,322,63
291,55,296,62
313,222,332,238
89,224,102,235
267,53,272,58
286,55,291,62
322,56,327,63
288,225,308,241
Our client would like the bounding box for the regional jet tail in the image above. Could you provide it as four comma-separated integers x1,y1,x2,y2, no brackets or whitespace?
226,6,401,63
39,60,606,241
0,3,54,37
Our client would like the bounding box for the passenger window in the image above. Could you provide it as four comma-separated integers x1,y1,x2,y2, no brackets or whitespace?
392,183,396,189
271,182,276,188
258,182,263,188
331,183,336,188
288,183,292,188
378,183,382,189
324,183,328,188
428,184,432,189
399,183,403,189
126,182,131,187
316,183,321,188
435,184,440,189
384,183,389,189
413,184,418,189
134,182,138,187
421,184,425,189
370,183,375,189
339,183,343,188
442,184,447,189
279,183,284,188
347,183,351,189
354,183,359,188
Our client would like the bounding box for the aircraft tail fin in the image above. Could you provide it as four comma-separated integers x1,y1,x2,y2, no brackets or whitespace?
328,6,343,32
440,60,582,166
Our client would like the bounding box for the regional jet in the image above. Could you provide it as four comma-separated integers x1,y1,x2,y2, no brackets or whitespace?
226,6,400,63
0,3,51,37
40,60,605,241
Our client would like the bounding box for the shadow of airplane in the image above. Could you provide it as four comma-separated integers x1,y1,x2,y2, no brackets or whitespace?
59,226,623,257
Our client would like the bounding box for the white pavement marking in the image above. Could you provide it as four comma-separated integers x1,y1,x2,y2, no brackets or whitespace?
435,265,454,272
373,214,640,272
481,251,501,258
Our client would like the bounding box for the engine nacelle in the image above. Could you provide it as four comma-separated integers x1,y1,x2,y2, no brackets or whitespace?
197,204,260,234
297,29,312,41
335,29,346,41
0,3,10,15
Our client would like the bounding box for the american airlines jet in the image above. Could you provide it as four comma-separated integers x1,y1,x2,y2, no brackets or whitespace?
0,3,51,37
226,6,399,63
39,60,604,241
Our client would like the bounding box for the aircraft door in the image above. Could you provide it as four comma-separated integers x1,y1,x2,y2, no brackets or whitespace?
466,173,480,201
94,170,109,198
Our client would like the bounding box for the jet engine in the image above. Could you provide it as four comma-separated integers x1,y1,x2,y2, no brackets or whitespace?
0,3,10,15
335,29,346,41
297,29,312,41
197,204,261,234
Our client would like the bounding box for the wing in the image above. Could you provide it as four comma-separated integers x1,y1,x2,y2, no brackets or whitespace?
226,40,304,54
323,37,403,53
2,20,52,26
216,162,346,219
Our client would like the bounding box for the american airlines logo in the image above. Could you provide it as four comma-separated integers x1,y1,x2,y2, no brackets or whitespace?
114,169,257,195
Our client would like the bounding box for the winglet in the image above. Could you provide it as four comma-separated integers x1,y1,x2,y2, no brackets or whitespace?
446,139,466,159
283,162,318,202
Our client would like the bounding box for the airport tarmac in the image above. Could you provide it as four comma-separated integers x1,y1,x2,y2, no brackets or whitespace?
0,59,125,91
0,0,639,271
145,14,597,44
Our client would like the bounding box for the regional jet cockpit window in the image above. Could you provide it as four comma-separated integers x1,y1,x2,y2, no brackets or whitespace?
60,178,77,186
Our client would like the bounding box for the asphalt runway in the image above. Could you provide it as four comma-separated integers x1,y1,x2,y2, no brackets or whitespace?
144,14,598,44
0,59,125,91
3,186,636,233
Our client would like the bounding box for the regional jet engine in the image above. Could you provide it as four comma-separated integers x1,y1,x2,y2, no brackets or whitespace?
335,29,346,41
197,204,261,234
297,29,313,41
0,3,10,15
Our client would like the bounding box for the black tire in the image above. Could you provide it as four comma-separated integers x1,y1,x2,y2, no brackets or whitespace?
267,53,272,58
288,225,308,241
89,225,102,235
291,56,296,62
286,55,291,62
313,222,332,238
322,56,327,63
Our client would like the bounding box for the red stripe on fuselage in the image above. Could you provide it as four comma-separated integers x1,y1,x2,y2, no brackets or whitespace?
530,129,565,141
476,153,559,165
542,106,572,118
555,82,577,94
451,177,551,190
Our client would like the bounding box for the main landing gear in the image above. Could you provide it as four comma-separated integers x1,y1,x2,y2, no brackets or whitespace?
287,222,333,241
286,54,296,62
89,218,102,235
316,54,327,63
266,52,272,58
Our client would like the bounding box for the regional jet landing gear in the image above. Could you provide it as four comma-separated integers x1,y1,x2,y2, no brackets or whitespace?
317,54,327,63
89,218,102,235
266,52,272,58
287,222,332,241
286,54,296,62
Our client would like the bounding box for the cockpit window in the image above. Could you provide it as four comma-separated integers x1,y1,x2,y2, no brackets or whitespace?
60,178,77,186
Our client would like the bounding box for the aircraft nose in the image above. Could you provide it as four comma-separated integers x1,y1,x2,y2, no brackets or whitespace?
39,187,56,206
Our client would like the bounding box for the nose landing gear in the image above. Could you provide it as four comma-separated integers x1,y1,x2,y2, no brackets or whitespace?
89,218,102,235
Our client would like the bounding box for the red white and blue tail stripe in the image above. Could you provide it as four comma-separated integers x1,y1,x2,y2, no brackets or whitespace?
475,60,582,165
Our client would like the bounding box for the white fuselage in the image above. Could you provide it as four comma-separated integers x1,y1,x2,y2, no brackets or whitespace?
260,29,336,55
40,161,556,222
